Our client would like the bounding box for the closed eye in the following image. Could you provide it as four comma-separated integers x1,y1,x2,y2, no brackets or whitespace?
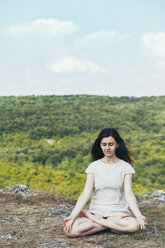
102,143,114,146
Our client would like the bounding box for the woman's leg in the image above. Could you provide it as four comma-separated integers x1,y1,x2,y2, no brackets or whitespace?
109,216,139,233
64,217,108,237
81,210,139,233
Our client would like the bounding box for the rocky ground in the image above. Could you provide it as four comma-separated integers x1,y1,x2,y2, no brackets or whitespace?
0,185,165,248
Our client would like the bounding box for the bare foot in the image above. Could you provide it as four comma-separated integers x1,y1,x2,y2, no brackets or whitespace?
107,213,131,221
119,213,131,219
79,210,103,222
79,209,95,220
79,209,88,218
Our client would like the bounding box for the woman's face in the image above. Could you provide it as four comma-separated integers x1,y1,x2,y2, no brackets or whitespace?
100,136,118,157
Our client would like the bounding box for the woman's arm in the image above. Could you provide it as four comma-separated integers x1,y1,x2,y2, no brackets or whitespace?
124,174,147,229
63,173,94,232
70,173,94,217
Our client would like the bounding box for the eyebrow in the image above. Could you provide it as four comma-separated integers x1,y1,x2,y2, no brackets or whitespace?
101,142,114,144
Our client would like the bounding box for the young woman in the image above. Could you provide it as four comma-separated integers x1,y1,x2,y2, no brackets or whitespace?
63,128,147,237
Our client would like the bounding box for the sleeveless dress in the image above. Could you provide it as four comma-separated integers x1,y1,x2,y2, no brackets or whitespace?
85,159,135,217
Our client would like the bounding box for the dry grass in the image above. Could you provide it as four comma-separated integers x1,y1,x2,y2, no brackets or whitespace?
0,191,164,248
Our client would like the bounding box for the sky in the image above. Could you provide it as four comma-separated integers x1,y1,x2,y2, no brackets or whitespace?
0,0,165,97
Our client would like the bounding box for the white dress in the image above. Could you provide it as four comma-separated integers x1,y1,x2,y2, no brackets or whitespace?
85,159,135,217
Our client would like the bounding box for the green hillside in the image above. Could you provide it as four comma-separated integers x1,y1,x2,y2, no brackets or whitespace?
0,95,164,199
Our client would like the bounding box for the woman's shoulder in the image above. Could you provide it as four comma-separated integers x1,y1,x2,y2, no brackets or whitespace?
87,159,102,168
119,159,135,174
90,159,102,165
85,160,101,173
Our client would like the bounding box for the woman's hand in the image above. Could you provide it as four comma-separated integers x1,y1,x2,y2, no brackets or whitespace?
136,215,147,229
62,215,75,233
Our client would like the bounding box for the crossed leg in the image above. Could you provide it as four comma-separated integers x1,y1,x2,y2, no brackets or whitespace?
81,210,139,233
64,216,108,237
64,210,139,237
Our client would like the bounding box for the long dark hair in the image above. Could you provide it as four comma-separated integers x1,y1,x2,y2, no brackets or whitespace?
91,128,133,164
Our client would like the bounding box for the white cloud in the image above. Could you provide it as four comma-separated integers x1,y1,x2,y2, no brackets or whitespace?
3,18,79,36
47,57,106,73
141,32,165,57
76,30,130,48
83,30,129,42
141,32,165,70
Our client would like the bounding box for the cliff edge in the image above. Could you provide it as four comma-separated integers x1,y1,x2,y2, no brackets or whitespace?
0,185,164,248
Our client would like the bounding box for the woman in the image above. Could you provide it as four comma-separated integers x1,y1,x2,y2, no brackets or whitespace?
63,128,147,237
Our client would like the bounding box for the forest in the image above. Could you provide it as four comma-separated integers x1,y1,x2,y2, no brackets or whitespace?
0,95,164,200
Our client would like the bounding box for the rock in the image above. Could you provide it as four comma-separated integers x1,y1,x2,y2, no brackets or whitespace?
0,231,17,240
0,184,38,196
37,242,74,248
2,184,29,194
44,205,72,217
137,190,165,205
